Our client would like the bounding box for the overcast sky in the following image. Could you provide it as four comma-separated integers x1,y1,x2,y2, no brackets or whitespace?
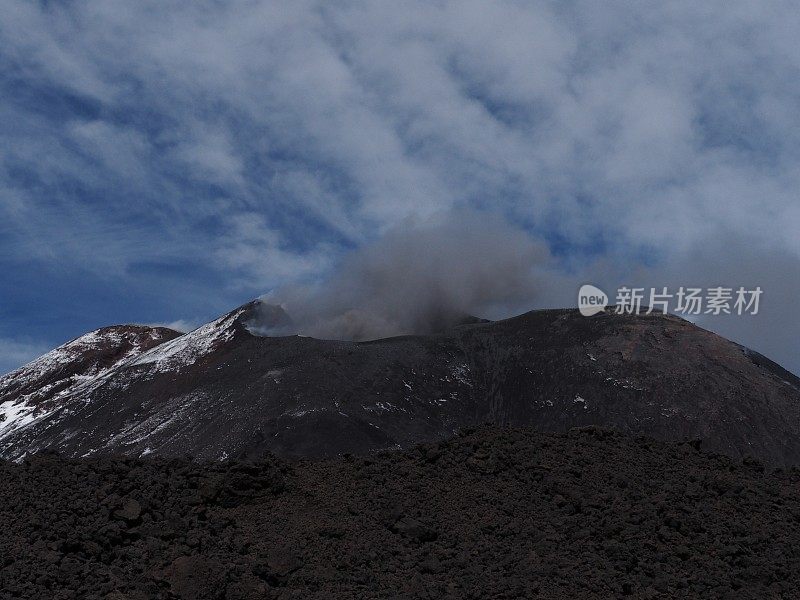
1,1,798,374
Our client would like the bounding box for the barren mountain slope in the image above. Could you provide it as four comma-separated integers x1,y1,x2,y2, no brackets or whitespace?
1,302,798,465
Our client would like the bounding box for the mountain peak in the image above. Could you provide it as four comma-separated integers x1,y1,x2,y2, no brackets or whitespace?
0,324,180,444
2,305,799,465
128,303,257,373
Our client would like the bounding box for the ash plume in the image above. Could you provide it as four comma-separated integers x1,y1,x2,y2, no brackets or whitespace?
248,212,552,340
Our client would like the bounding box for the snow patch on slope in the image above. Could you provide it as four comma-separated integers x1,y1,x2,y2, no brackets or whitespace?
3,329,120,389
0,399,50,437
131,309,244,372
0,327,177,442
84,391,211,457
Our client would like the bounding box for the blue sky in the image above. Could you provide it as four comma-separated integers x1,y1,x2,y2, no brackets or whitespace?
1,1,799,374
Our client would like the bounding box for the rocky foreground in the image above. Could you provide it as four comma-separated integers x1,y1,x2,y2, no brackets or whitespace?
1,426,799,599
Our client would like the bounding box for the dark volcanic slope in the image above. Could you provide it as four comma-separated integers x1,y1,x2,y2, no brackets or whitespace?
2,426,799,599
0,325,180,440
1,302,799,465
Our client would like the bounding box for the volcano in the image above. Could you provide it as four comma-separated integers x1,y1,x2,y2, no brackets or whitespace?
1,301,798,465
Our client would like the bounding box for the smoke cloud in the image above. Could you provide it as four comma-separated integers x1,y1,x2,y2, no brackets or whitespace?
247,212,552,340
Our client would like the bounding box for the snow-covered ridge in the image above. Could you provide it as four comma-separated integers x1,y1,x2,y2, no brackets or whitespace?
1,326,176,390
130,306,248,372
0,303,253,445
0,325,178,442
3,328,143,387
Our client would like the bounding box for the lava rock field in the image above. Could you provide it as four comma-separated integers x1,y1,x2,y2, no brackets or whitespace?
1,425,799,599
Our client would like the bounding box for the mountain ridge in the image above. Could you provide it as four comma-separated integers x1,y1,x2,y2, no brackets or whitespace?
0,324,180,442
1,301,799,465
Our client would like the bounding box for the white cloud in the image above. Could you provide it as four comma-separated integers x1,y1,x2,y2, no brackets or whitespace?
0,338,49,376
147,319,199,333
0,0,798,370
212,212,334,290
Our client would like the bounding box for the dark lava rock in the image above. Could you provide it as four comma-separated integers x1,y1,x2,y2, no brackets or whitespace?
2,426,800,598
113,499,141,523
163,556,226,599
390,516,438,543
252,547,303,586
